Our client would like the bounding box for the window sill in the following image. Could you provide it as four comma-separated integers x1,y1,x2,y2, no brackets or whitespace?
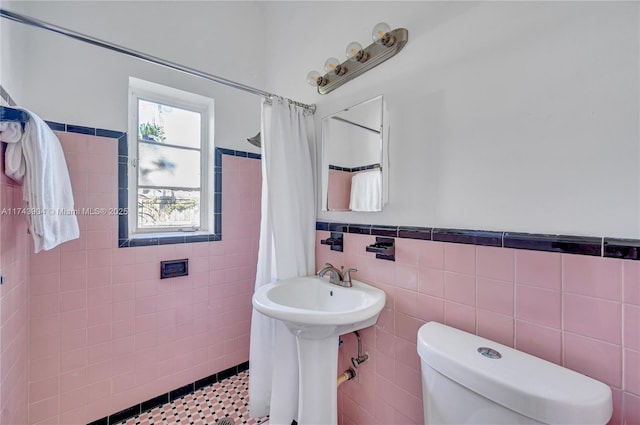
120,231,221,247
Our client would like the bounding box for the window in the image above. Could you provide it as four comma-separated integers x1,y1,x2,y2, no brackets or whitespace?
128,78,214,236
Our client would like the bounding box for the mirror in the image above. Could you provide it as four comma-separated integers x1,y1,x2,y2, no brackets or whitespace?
321,95,387,212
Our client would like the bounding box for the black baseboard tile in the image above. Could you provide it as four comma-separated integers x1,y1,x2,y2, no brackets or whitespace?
238,360,250,373
87,418,108,425
218,365,239,381
195,374,219,391
108,405,140,425
169,383,195,401
140,393,169,413
604,238,640,260
504,232,602,256
433,228,502,247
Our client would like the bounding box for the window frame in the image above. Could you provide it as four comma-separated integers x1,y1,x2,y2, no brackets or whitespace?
127,78,214,237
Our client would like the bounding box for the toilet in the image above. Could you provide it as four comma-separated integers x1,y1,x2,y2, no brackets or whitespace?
417,322,612,425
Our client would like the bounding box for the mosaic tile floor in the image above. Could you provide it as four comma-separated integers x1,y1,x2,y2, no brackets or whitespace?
116,371,269,425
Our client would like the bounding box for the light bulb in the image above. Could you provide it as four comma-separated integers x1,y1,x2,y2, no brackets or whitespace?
306,70,321,86
324,57,346,76
345,41,367,63
324,57,340,73
306,70,326,87
372,22,394,46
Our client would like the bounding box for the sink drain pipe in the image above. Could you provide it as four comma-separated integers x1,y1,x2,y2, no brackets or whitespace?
337,367,356,387
337,330,369,387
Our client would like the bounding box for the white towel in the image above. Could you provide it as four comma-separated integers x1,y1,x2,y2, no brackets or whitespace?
0,121,26,182
0,121,23,143
2,109,79,252
349,169,382,212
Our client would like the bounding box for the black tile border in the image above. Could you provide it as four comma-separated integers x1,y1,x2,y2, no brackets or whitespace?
603,238,640,260
348,224,371,235
328,163,381,172
433,228,502,247
316,221,640,260
87,417,108,425
398,226,433,240
371,225,398,238
45,120,66,132
169,383,194,402
67,124,96,135
328,222,349,233
503,232,602,256
87,361,250,425
45,120,260,248
140,393,169,414
106,405,140,425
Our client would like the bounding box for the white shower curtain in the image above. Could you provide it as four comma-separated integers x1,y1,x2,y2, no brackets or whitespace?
249,98,316,424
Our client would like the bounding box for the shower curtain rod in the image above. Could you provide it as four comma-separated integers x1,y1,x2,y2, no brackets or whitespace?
0,8,316,113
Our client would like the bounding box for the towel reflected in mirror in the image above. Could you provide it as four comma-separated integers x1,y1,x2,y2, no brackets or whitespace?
349,169,381,212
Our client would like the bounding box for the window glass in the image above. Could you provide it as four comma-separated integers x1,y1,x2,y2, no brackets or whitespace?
138,99,201,148
137,188,200,229
138,143,201,188
134,96,206,231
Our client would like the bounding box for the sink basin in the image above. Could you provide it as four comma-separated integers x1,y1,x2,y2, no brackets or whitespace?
253,275,385,339
252,275,385,425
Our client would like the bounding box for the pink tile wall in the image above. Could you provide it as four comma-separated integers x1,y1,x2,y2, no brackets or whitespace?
317,232,640,425
0,158,30,425
27,132,261,425
327,169,351,211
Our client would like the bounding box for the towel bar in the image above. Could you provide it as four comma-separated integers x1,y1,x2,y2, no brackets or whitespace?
320,232,344,252
366,237,395,261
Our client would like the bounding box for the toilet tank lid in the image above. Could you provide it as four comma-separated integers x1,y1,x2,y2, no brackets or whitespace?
417,322,612,425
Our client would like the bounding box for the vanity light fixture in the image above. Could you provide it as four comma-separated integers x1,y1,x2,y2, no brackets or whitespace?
306,22,408,95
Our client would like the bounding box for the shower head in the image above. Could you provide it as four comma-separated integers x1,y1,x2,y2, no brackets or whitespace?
247,132,261,148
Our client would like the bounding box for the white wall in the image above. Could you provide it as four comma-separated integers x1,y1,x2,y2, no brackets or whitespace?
0,1,27,104
264,1,640,238
0,1,265,152
2,1,639,238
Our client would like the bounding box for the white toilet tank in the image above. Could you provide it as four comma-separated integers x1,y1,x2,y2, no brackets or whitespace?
417,322,612,425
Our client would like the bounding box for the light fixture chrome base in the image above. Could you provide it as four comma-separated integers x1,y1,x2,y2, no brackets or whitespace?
318,28,408,95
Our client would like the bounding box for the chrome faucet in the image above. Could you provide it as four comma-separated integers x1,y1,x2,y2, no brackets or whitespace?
317,263,358,288
318,263,343,285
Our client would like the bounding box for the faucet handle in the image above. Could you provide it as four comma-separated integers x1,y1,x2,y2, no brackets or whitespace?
343,268,358,283
317,263,335,275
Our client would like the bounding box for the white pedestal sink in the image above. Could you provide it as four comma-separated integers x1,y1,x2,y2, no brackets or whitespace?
252,276,385,425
